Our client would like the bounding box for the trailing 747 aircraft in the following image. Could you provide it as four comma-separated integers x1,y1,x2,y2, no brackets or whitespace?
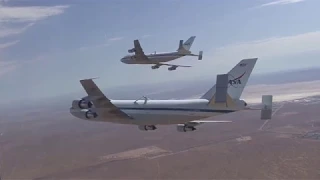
70,58,273,132
120,36,203,71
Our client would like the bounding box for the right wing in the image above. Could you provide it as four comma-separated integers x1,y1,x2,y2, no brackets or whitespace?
157,63,192,68
80,79,133,119
133,40,149,61
181,120,232,127
192,120,232,123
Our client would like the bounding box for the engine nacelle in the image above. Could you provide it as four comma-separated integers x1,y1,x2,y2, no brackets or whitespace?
168,66,177,71
128,48,135,53
151,65,160,69
85,110,98,119
138,125,157,131
70,109,98,120
177,124,196,132
72,99,93,109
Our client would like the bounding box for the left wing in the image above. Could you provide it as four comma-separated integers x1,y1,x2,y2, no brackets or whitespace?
192,120,232,123
157,63,192,68
183,120,232,127
132,40,149,61
80,79,133,119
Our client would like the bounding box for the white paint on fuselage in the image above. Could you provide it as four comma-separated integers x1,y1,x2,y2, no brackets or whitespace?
92,99,237,125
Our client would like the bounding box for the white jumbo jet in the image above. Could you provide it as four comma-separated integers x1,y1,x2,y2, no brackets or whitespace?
70,58,273,132
120,36,203,71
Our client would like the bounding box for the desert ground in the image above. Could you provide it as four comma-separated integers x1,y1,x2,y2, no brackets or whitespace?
1,95,320,180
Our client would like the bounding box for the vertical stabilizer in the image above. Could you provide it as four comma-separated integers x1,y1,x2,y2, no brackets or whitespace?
201,58,258,102
177,36,196,52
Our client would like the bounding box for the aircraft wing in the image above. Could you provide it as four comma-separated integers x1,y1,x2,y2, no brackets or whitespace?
157,63,192,68
184,120,232,127
133,40,149,61
192,120,232,123
79,79,133,119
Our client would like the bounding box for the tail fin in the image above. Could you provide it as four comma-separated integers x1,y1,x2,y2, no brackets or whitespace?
201,58,258,102
177,36,196,52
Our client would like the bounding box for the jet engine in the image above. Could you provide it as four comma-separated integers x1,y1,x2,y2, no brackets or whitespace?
128,48,135,53
176,124,196,132
151,65,160,69
70,109,98,120
138,125,157,131
168,66,177,71
72,99,93,109
84,110,98,119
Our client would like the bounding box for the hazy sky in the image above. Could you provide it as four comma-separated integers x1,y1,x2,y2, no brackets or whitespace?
1,0,320,103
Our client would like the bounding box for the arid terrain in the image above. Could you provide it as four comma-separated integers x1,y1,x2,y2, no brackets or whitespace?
1,96,320,179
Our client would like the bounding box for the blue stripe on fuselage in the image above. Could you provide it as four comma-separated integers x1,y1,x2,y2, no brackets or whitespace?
119,107,235,113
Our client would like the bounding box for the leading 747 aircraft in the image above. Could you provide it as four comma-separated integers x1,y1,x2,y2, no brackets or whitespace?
120,36,203,71
70,58,273,132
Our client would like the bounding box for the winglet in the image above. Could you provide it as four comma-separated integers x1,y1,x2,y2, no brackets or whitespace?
80,77,100,81
261,95,273,120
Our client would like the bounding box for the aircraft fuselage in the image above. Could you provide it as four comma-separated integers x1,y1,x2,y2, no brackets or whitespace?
120,52,186,64
70,99,240,125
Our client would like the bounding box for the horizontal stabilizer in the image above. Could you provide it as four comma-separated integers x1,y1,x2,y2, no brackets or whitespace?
209,74,236,108
179,40,183,49
215,74,228,104
261,95,273,120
